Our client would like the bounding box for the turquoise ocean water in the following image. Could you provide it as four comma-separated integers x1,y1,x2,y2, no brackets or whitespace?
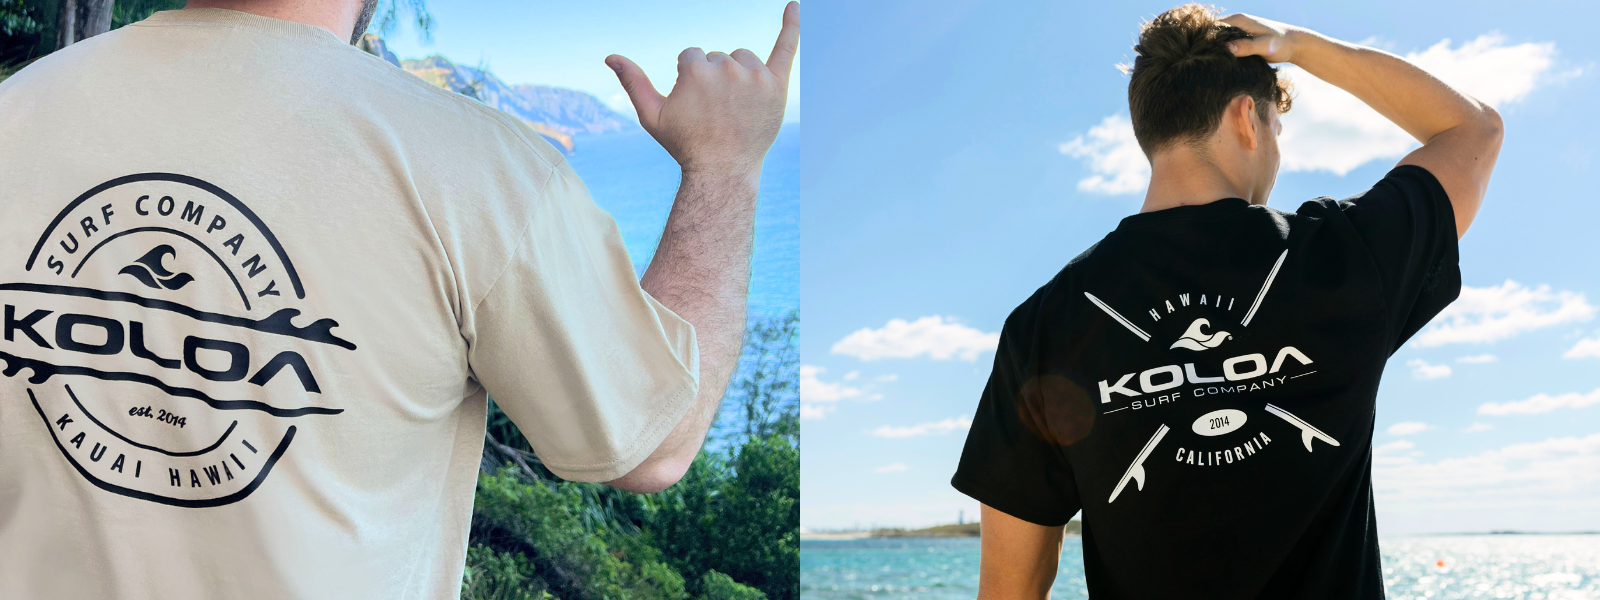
564,124,799,318
802,535,1600,599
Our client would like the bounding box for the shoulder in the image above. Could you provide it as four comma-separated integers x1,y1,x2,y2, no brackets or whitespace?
334,52,569,176
1296,166,1450,217
1001,238,1109,337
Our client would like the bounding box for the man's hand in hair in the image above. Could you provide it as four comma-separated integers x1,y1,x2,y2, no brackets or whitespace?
1219,13,1310,64
1218,11,1502,238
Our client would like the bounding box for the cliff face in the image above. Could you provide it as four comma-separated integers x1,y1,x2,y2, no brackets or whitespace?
395,54,638,152
356,34,401,68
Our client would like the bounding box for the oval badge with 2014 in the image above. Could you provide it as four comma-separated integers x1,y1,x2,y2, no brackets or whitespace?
2,173,354,507
1192,408,1246,437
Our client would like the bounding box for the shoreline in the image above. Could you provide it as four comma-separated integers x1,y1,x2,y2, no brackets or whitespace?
801,521,1084,541
799,530,1600,541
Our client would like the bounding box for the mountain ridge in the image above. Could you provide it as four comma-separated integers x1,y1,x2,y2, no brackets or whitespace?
359,35,637,152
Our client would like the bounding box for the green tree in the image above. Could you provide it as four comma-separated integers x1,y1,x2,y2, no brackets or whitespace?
470,468,688,600
648,435,799,600
698,571,766,600
472,312,800,600
717,310,799,444
365,0,433,42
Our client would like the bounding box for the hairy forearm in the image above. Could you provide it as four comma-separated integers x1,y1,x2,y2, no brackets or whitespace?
1288,31,1493,144
614,171,757,491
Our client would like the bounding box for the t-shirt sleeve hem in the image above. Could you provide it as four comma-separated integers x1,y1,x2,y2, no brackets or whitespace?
950,472,1074,528
540,368,700,483
1397,164,1458,243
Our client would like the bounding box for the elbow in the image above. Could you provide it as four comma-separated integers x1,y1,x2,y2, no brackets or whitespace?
1478,104,1505,141
606,453,694,494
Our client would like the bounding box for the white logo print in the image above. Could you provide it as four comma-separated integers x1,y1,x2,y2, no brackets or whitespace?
1169,318,1232,351
1264,403,1341,452
1108,424,1169,503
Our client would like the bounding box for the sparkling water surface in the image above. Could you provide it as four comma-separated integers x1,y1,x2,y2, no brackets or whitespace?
801,535,1600,599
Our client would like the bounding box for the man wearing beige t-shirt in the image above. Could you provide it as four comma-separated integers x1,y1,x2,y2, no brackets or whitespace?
0,0,798,597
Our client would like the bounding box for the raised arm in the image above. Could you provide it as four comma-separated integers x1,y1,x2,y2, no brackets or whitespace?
1223,14,1504,239
600,2,799,493
979,504,1065,600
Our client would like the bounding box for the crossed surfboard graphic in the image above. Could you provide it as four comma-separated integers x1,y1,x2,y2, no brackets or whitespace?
1107,404,1341,503
1088,249,1344,504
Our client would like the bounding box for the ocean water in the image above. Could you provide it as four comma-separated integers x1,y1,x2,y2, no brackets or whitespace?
801,535,1600,599
564,125,799,318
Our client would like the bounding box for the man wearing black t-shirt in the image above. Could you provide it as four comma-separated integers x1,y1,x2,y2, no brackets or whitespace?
951,5,1502,599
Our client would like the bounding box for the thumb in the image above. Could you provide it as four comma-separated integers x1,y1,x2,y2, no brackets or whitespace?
1229,36,1278,60
606,55,666,129
1228,37,1267,58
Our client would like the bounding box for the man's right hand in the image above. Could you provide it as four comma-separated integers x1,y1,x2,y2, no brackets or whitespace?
605,2,800,179
1219,13,1310,64
1221,11,1502,239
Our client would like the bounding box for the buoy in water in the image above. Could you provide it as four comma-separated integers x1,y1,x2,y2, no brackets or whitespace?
1435,559,1446,567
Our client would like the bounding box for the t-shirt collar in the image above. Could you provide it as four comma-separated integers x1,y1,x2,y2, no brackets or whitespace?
1115,197,1252,232
138,8,345,45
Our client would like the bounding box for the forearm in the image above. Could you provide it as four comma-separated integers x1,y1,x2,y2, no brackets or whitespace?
613,171,757,491
1288,31,1493,144
601,2,795,493
979,504,1064,600
644,170,758,407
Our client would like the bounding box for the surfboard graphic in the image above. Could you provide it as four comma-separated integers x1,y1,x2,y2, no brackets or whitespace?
1109,424,1170,503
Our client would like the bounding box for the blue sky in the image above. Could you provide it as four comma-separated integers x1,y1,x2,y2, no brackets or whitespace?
801,0,1600,535
374,0,799,122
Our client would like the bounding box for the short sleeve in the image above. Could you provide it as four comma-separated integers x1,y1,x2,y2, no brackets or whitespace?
951,296,1082,527
466,167,700,483
1334,165,1461,350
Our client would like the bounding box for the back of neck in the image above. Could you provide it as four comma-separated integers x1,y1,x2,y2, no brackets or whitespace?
182,0,355,42
1139,147,1251,214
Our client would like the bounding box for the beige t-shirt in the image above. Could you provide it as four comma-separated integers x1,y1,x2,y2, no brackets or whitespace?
0,9,699,599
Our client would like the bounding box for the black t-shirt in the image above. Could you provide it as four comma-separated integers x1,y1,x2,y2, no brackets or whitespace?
951,166,1460,599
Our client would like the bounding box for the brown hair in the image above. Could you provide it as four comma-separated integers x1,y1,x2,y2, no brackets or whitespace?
1124,4,1293,157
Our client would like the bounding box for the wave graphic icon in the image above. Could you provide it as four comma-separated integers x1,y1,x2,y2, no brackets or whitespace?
1169,318,1231,351
118,245,194,291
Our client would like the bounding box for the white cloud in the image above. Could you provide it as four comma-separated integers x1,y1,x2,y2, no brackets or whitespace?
843,371,860,381
876,374,899,382
1375,439,1416,455
1456,354,1498,364
874,462,909,473
605,92,638,120
801,403,834,420
1279,34,1557,175
868,416,972,439
1414,281,1594,347
801,365,862,403
1059,34,1559,192
1058,114,1149,195
801,365,883,420
1564,335,1600,359
831,316,1000,362
1479,387,1600,416
1406,359,1452,380
1465,422,1494,433
1388,421,1430,435
1373,433,1600,513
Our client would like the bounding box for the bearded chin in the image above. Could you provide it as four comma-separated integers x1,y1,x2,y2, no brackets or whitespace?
349,0,380,45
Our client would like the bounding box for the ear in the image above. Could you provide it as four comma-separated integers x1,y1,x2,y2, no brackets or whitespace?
1234,96,1259,152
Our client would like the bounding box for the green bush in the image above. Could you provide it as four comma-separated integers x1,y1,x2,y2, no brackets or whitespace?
461,545,553,600
649,436,798,600
698,571,766,600
470,468,687,600
469,312,799,600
